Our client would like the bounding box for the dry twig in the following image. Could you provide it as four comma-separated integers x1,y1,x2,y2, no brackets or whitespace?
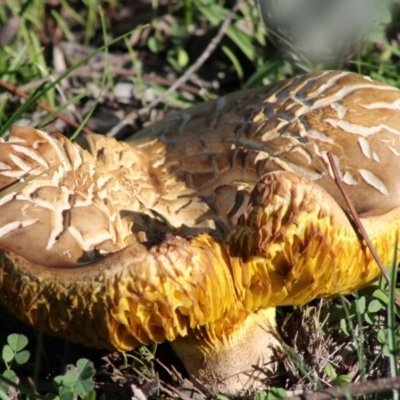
286,376,400,400
9,54,209,98
107,0,240,137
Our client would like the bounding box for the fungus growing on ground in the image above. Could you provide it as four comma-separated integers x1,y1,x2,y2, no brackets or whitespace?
1,71,400,395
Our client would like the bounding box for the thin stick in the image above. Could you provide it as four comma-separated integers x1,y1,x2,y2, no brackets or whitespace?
107,1,240,137
327,152,400,308
286,376,400,400
11,61,209,99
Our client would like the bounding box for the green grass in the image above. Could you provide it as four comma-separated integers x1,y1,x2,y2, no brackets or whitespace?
0,0,400,399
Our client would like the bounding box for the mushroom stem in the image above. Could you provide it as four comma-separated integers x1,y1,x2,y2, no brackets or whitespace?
170,308,280,396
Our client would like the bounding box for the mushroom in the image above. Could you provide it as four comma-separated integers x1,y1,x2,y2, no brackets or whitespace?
1,70,400,395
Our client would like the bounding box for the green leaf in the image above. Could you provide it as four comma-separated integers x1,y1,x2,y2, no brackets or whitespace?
376,6,392,24
364,312,374,325
0,369,17,394
0,384,9,396
324,362,337,379
373,289,389,304
226,25,255,62
170,25,190,41
243,59,283,89
177,48,189,68
75,359,95,395
355,296,366,314
149,85,195,108
1,370,17,384
332,375,353,385
222,45,243,79
0,374,9,394
147,36,162,53
383,344,390,357
166,52,182,72
53,360,95,398
368,299,384,313
2,346,14,364
44,394,59,400
367,28,385,44
60,370,78,386
54,370,77,393
7,334,28,353
74,380,94,396
377,329,387,344
267,387,287,399
14,350,30,365
76,359,95,381
340,318,349,336
252,392,267,400
85,392,96,400
0,387,10,400
59,393,74,400
196,3,226,25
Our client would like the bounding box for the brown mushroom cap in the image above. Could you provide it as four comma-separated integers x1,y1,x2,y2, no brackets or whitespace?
1,70,400,394
130,70,400,219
